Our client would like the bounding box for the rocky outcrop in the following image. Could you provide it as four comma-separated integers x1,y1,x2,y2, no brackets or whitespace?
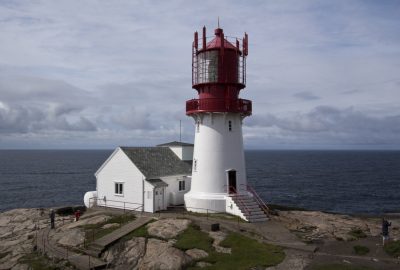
138,238,192,270
103,237,146,270
63,214,110,230
146,218,191,239
275,211,400,242
55,228,85,247
0,208,50,269
185,248,208,260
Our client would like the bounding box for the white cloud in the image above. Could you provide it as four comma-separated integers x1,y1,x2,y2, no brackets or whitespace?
0,0,399,149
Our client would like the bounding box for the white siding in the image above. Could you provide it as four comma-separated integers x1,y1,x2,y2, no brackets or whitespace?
169,146,193,161
162,175,191,206
225,196,247,221
96,148,144,211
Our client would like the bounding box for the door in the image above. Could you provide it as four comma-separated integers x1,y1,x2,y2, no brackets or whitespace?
228,170,237,194
154,188,164,211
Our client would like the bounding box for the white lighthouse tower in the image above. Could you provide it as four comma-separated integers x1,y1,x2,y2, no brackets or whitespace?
185,26,258,218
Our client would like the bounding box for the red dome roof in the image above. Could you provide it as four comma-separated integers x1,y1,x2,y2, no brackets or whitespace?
205,28,236,50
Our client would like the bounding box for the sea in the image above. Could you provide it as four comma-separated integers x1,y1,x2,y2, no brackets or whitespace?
0,150,399,214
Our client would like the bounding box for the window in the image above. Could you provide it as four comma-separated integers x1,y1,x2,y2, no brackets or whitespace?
114,182,123,195
193,159,197,172
179,180,186,191
228,120,232,131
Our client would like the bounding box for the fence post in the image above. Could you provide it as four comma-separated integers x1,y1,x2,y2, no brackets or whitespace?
66,246,68,260
88,255,91,269
124,202,126,214
206,209,208,220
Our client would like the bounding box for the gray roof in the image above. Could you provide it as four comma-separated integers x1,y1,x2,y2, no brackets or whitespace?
120,147,192,178
157,141,194,147
146,178,168,187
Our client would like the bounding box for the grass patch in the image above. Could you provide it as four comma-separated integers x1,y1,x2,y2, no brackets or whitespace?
384,240,400,257
348,228,367,240
353,245,370,255
19,252,59,270
204,232,284,269
311,263,375,270
174,224,214,253
176,224,284,270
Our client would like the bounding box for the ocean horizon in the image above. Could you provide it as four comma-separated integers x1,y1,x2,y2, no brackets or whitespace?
1,149,399,214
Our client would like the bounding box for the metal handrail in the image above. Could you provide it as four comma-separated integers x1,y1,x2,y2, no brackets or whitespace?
89,197,144,213
240,184,270,214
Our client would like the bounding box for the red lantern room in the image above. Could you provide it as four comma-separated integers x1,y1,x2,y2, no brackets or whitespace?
186,26,252,116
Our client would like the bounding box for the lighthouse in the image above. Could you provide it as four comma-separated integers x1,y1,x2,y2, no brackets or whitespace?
184,25,257,218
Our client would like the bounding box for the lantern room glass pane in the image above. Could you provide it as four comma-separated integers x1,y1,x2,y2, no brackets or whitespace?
197,51,218,83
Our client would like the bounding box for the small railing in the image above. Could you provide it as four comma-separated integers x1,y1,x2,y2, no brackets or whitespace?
165,205,245,225
35,211,102,270
186,98,252,116
240,184,270,215
89,197,143,213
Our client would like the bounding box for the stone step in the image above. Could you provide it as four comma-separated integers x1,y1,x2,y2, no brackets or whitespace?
247,213,267,219
248,217,268,223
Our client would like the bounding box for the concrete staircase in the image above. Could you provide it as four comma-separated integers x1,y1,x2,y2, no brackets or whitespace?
231,194,268,222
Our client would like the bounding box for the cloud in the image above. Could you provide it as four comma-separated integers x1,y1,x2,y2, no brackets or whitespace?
293,91,320,100
244,106,400,147
0,1,399,149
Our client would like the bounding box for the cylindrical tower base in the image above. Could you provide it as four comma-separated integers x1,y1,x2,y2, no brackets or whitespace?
185,192,227,213
184,112,247,214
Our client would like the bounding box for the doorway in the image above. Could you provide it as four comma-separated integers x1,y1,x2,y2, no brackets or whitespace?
154,188,164,211
228,170,237,194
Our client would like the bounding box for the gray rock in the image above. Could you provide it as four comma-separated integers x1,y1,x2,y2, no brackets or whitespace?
147,218,191,239
209,231,231,254
139,238,192,270
11,263,30,270
103,237,146,269
63,214,110,229
57,228,85,247
185,248,208,260
196,261,213,268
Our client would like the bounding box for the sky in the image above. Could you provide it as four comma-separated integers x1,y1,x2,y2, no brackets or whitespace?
0,0,399,149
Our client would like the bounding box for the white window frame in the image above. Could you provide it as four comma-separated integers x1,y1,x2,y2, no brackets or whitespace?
114,182,124,196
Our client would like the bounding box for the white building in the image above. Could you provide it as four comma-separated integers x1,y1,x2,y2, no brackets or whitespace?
84,142,193,213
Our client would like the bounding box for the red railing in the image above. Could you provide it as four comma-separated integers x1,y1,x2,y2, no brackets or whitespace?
240,184,270,215
186,98,252,116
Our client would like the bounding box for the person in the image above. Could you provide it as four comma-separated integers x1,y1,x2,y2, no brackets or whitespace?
74,209,81,222
50,209,55,229
382,217,391,246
